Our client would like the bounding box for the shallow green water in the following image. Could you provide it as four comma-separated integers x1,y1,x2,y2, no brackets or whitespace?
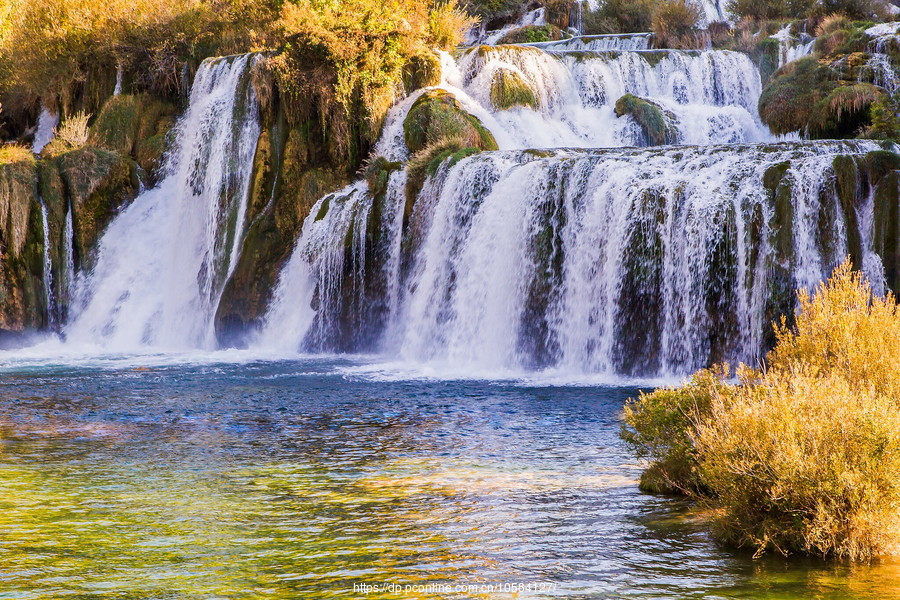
0,357,898,599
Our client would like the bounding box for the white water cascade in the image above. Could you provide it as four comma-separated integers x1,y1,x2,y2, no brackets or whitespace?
863,23,900,95
772,25,815,68
38,199,56,328
438,44,775,149
262,141,887,376
64,54,261,350
31,108,59,154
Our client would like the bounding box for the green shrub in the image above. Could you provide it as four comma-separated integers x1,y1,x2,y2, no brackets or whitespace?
625,260,900,559
727,0,815,20
583,0,655,34
621,366,731,494
651,0,701,49
428,0,479,50
496,24,566,44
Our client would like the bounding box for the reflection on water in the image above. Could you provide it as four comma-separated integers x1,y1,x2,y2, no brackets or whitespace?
0,358,898,599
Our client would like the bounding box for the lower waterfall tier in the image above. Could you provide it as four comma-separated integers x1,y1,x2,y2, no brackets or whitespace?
261,140,900,376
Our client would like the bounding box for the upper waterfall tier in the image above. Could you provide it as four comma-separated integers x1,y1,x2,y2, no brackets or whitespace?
428,44,775,150
64,54,261,351
260,140,896,377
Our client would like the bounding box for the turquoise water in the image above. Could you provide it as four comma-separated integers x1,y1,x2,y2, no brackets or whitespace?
0,356,898,599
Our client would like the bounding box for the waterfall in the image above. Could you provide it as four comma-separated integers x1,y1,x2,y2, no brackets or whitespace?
31,108,59,154
773,25,815,68
64,53,261,350
38,198,56,328
114,65,124,96
863,25,900,95
260,140,887,376
61,203,75,324
448,45,774,148
524,33,653,51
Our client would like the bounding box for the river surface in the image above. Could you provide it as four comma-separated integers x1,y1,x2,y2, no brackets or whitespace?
0,354,898,599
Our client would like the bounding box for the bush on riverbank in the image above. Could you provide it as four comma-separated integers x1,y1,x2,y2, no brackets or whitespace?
623,260,900,559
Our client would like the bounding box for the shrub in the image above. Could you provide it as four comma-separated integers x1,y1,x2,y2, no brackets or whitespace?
651,0,701,49
428,0,479,50
624,260,900,559
496,24,566,44
621,366,732,494
52,111,92,152
583,0,655,34
727,0,816,20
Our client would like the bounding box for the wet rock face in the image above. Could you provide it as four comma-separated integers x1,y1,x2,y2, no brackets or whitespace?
0,156,43,333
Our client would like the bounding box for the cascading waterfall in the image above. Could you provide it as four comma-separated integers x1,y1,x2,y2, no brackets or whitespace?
773,25,815,68
445,44,775,148
262,140,887,376
863,24,900,95
60,203,75,324
64,53,261,350
524,33,653,51
31,108,59,154
38,198,56,328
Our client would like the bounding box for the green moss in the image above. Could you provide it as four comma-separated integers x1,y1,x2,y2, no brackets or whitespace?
405,138,481,223
89,95,141,156
56,147,139,270
496,24,566,44
489,68,539,111
403,89,498,154
614,94,678,146
402,52,442,93
752,37,780,84
365,156,403,199
0,155,43,330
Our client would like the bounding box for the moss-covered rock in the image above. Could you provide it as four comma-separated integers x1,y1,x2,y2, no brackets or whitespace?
496,24,567,44
365,156,403,200
614,94,678,146
403,89,498,154
90,95,141,155
489,68,540,110
215,107,347,347
90,94,177,181
55,147,139,269
759,57,838,136
0,152,44,332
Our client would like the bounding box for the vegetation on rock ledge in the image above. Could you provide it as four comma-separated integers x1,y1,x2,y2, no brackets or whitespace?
624,260,900,559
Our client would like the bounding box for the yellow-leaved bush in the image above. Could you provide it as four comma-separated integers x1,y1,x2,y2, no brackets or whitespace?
623,260,900,559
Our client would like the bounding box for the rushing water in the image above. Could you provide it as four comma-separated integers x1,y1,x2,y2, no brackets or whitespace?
1,356,899,599
64,54,261,351
264,141,885,376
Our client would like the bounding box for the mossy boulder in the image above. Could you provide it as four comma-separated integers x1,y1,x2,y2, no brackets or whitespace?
490,68,540,111
90,95,141,156
55,147,139,269
90,94,177,180
365,156,403,200
496,24,566,44
759,57,838,136
614,94,678,146
758,57,884,138
403,90,498,154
